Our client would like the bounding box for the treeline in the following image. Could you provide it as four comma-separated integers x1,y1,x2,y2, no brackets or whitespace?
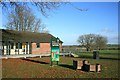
62,44,119,53
104,44,120,50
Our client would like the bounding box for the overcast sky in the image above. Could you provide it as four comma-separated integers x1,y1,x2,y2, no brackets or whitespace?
0,1,119,45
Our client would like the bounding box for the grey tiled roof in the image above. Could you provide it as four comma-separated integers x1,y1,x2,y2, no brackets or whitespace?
0,29,63,43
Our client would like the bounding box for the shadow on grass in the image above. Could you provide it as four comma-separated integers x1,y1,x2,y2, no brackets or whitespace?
100,57,120,60
21,58,49,64
79,56,120,60
59,64,74,70
79,56,92,59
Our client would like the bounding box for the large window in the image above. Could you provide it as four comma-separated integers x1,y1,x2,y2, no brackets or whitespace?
19,43,22,49
16,43,18,49
11,43,14,49
36,43,40,48
16,43,22,49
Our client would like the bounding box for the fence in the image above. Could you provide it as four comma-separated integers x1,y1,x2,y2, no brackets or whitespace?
62,48,87,53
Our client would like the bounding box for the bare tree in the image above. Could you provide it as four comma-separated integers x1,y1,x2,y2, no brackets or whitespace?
1,1,89,17
95,35,108,50
77,34,107,51
4,5,48,32
1,1,63,32
1,1,62,17
77,34,95,51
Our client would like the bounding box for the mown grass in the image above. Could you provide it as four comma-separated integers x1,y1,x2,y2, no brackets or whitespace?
2,50,119,78
75,50,119,60
99,50,119,54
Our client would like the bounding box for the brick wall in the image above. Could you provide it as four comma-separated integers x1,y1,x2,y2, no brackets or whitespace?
32,43,51,54
59,43,62,53
32,42,62,54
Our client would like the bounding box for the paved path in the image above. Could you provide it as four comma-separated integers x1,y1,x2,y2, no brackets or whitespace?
0,53,72,59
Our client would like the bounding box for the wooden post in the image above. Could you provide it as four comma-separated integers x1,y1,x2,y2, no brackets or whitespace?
96,64,101,72
82,60,89,71
77,60,84,69
73,60,83,70
83,63,89,71
83,60,89,65
89,64,96,72
73,60,77,69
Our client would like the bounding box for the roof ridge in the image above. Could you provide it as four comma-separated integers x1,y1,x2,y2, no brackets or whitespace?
1,29,50,34
1,29,63,43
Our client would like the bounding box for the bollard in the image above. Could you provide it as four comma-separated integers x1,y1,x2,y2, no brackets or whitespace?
96,64,101,72
93,51,99,60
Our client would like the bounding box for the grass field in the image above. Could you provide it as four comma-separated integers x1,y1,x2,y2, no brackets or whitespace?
1,50,119,78
75,50,119,60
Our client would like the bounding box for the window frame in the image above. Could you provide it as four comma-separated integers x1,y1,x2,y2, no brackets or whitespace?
11,43,14,49
36,43,40,48
16,43,22,49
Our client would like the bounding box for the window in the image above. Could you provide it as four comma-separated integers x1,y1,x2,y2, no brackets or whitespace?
36,43,40,48
11,43,14,49
16,43,18,49
19,43,22,49
16,43,22,49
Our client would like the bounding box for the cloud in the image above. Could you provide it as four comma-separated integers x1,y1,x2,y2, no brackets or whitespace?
100,28,114,33
108,34,118,44
98,28,118,44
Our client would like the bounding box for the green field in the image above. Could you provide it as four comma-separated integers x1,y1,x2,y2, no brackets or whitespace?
1,50,119,78
75,50,119,60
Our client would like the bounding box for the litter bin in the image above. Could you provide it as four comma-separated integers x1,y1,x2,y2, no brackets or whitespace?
93,51,99,59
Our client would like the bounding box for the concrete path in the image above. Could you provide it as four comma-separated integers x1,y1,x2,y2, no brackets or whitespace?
0,53,72,59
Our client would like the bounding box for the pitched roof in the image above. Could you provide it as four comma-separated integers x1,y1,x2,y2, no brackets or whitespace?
0,29,63,43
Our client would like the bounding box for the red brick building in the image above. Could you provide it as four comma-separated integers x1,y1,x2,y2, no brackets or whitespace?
0,29,63,55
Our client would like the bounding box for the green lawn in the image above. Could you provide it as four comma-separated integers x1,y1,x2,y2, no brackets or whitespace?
75,50,119,60
2,50,119,78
